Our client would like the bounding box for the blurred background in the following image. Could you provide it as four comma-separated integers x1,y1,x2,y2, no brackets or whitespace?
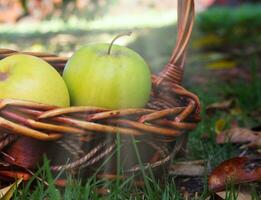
0,0,260,169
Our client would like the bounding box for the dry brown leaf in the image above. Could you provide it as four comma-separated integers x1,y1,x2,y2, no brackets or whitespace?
169,160,205,176
248,137,261,148
216,191,252,200
216,127,261,147
206,99,234,114
208,157,261,192
207,191,252,200
0,178,23,200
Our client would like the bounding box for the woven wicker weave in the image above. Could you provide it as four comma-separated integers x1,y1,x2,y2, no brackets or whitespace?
0,0,200,185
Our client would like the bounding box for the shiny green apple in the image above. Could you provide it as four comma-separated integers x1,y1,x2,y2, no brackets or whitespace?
0,54,70,107
63,43,151,109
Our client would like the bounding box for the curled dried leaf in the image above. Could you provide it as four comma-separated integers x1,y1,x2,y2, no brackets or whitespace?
169,160,205,176
0,178,23,200
208,157,261,192
206,99,234,114
207,191,252,200
216,127,261,147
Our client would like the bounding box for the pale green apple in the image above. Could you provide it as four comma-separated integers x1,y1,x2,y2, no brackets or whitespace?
0,54,70,107
63,44,151,109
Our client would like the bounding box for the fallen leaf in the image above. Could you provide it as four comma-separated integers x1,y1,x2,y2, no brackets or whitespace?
215,191,252,200
192,34,223,49
207,191,252,200
208,157,261,192
206,99,234,114
229,106,242,116
207,60,236,70
215,119,227,135
169,160,205,176
247,138,261,148
216,127,261,148
0,178,23,200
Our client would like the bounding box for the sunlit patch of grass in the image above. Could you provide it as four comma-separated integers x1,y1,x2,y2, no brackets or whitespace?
0,10,177,35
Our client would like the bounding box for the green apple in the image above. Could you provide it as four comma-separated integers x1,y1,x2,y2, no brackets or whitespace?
0,54,70,107
63,40,151,109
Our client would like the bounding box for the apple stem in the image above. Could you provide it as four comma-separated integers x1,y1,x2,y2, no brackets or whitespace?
107,32,132,55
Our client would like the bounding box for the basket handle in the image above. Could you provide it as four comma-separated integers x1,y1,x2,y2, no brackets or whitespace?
156,0,195,86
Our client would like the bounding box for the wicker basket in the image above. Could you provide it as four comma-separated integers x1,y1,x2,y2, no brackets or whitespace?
0,0,200,186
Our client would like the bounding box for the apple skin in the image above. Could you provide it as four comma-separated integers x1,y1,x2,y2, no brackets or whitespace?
0,54,70,107
63,44,151,109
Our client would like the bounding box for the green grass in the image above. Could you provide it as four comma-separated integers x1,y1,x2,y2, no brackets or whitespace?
197,4,261,44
